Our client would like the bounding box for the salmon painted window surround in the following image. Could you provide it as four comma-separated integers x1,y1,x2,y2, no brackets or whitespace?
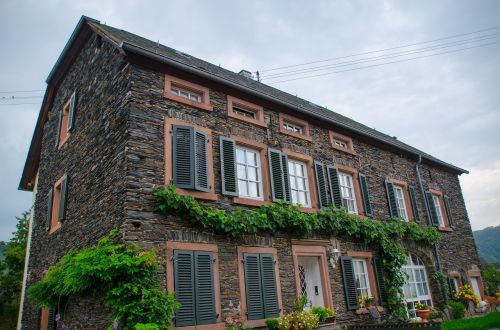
335,163,364,216
389,179,415,221
40,307,49,330
58,99,71,149
279,113,312,142
226,96,267,128
329,131,356,155
164,117,217,201
347,251,380,307
283,148,319,211
49,174,66,234
429,189,451,231
163,74,213,112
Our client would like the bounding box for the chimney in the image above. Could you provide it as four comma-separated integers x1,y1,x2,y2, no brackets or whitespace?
238,70,253,79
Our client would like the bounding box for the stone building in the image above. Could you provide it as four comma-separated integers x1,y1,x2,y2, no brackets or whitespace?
18,16,483,329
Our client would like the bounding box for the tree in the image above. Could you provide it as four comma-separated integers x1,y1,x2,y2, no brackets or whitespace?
482,265,500,296
0,211,29,327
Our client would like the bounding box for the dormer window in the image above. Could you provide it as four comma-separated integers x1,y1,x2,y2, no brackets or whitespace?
330,131,356,155
279,113,311,141
226,96,267,127
170,85,202,102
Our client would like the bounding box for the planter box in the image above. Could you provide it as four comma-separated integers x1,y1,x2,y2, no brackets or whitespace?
347,322,442,330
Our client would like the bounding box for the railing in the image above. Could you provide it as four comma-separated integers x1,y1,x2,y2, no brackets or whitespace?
347,322,442,330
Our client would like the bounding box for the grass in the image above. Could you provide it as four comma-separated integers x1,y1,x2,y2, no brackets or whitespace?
443,311,500,330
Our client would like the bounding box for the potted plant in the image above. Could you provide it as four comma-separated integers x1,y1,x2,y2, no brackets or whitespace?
364,295,375,307
414,302,432,322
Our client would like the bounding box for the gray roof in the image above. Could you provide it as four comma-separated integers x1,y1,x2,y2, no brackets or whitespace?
90,20,467,174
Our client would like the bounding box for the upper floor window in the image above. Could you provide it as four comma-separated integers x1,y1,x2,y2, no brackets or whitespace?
56,91,77,149
425,190,453,228
226,96,266,127
432,195,445,227
163,75,213,112
288,159,311,207
339,171,357,214
394,186,409,221
329,131,356,155
236,146,263,200
46,174,68,234
402,254,432,318
279,113,311,141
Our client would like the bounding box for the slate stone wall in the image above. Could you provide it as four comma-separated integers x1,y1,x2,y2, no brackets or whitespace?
21,34,131,329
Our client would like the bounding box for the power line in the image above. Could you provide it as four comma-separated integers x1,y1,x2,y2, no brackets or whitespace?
0,89,45,94
261,32,500,80
268,41,500,84
0,103,40,106
0,95,44,100
257,25,500,73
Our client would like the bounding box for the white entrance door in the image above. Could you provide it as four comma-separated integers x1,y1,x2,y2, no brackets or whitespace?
470,277,481,299
298,256,325,309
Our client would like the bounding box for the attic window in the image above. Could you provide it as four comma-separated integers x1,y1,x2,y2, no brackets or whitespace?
279,113,311,141
226,96,267,128
163,74,213,112
330,131,356,155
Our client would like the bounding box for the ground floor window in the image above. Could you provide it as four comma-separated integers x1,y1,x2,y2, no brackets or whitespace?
353,259,372,302
402,253,433,318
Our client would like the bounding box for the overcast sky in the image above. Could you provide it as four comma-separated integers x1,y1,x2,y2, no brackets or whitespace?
1,0,499,241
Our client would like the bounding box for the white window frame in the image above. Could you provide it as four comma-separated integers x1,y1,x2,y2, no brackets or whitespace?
233,106,256,119
394,186,409,221
432,195,445,226
450,277,459,294
287,159,311,208
333,139,348,149
402,254,433,318
353,259,372,300
236,146,263,200
283,121,303,134
338,171,358,214
170,85,202,102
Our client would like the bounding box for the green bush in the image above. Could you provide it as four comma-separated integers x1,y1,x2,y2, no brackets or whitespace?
266,318,279,330
448,301,466,320
310,306,335,322
277,311,319,330
293,293,309,312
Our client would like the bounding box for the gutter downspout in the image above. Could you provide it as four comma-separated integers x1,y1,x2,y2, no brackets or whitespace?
415,155,448,304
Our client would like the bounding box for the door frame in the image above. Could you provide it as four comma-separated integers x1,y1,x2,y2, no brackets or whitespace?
292,244,333,309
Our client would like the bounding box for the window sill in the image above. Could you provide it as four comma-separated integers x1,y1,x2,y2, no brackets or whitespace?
233,197,269,207
227,112,267,128
175,188,218,201
49,223,61,235
176,322,226,330
163,92,213,112
58,134,70,150
299,207,318,213
331,144,357,156
355,306,385,314
438,226,453,232
279,127,312,141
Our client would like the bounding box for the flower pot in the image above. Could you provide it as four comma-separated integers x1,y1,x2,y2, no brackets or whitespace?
366,303,374,308
416,309,431,322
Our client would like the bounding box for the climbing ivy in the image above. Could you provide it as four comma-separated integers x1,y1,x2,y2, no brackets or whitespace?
153,185,440,317
28,229,180,329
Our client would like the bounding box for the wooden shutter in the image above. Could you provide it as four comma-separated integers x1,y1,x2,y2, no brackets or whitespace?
67,91,77,132
358,173,373,217
281,154,291,203
244,253,265,320
314,161,328,208
408,185,420,223
55,110,63,148
260,254,280,318
340,256,359,310
326,165,342,209
46,189,53,232
194,130,210,192
172,125,195,189
58,175,68,222
174,250,196,326
268,149,285,202
444,195,454,227
372,256,388,305
220,136,238,196
425,191,440,226
194,251,216,325
385,180,398,218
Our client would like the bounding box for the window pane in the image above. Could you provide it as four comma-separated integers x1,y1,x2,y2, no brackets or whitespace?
238,180,247,196
248,182,258,197
248,167,257,181
248,152,258,166
236,149,245,163
237,164,246,179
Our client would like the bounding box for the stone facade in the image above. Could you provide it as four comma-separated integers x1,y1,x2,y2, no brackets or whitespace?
21,25,481,329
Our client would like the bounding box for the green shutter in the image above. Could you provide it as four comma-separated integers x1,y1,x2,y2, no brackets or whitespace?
194,251,216,325
220,136,238,196
68,91,77,132
48,307,56,330
55,110,63,148
385,180,398,218
408,185,420,223
268,149,285,202
194,130,210,192
172,125,195,189
244,253,265,320
425,191,440,226
372,256,388,305
260,254,280,318
58,175,68,222
314,161,328,208
46,189,53,232
326,165,342,209
340,256,359,310
281,154,291,203
174,250,196,326
358,173,373,217
444,195,454,227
